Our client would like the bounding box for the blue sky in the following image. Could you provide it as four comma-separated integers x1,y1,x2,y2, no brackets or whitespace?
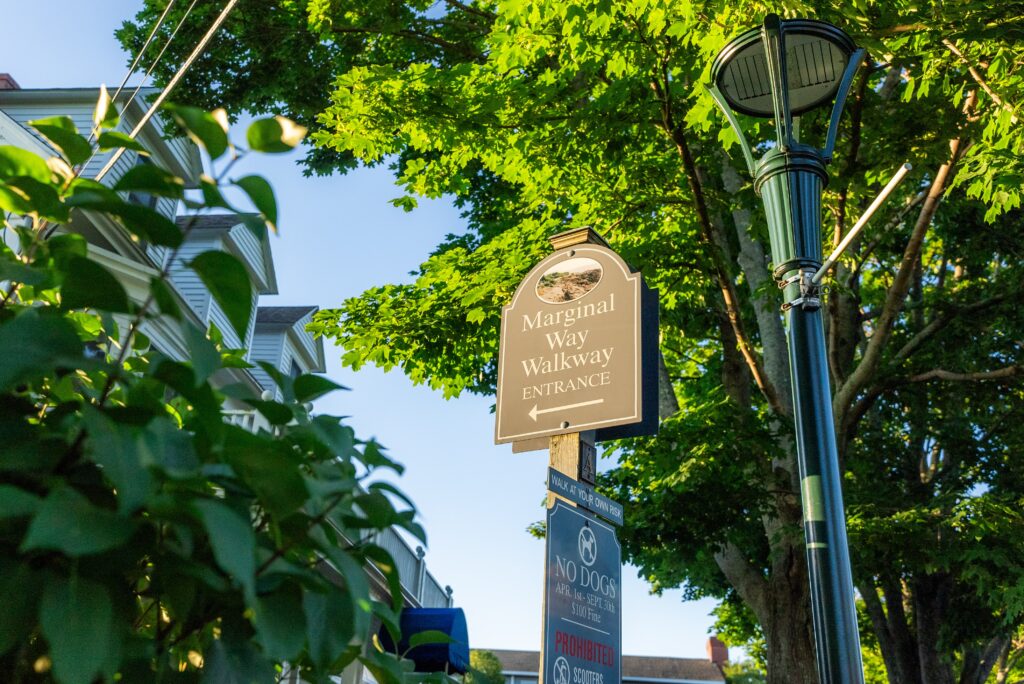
5,1,720,658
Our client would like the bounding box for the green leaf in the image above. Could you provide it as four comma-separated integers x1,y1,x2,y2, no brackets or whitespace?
0,309,83,391
363,544,404,611
0,559,38,655
165,104,229,160
0,256,49,287
0,184,34,215
367,481,417,512
223,430,308,518
82,408,151,513
96,130,148,153
371,600,402,646
360,648,411,684
294,374,347,403
319,544,372,637
235,175,278,231
303,588,356,669
408,629,456,649
247,116,307,153
194,499,256,599
29,116,93,166
93,85,119,129
3,176,68,222
113,162,185,198
21,486,135,556
253,582,306,660
60,255,131,313
355,491,399,527
242,398,295,426
183,322,220,384
308,415,355,458
41,575,116,684
139,416,200,477
150,276,182,319
189,250,253,343
0,144,52,182
66,184,183,247
257,361,292,401
202,637,275,684
0,485,41,518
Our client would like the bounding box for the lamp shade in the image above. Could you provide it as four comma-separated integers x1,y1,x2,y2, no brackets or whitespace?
712,19,856,118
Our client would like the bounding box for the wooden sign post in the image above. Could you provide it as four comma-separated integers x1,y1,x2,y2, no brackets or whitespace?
494,227,657,684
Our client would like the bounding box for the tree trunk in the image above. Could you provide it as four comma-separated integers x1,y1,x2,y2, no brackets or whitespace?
764,544,819,684
913,574,956,684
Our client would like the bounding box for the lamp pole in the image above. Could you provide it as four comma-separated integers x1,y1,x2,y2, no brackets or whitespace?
709,15,866,684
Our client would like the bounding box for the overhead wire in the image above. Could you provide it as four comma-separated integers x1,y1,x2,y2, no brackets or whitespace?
117,0,202,116
42,0,241,240
108,0,177,106
94,0,241,183
77,0,200,174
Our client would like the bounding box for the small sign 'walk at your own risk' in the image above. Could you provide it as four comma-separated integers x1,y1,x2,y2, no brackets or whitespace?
547,468,624,526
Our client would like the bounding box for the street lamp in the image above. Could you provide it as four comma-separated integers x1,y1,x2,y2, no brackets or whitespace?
709,15,866,684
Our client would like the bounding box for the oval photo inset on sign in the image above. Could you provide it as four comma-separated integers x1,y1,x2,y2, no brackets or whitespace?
536,257,603,304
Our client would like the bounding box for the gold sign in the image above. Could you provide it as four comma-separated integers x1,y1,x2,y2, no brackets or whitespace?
495,240,644,444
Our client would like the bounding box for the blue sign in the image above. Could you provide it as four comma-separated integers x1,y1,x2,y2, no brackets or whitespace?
544,501,621,684
547,468,624,526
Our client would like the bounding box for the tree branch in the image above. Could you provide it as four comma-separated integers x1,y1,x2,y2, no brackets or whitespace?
443,0,496,20
942,39,1019,123
651,76,786,416
834,92,977,429
714,542,769,627
892,294,1008,364
657,350,680,418
907,365,1021,384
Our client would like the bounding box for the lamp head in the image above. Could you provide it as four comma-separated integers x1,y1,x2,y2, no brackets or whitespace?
711,16,856,118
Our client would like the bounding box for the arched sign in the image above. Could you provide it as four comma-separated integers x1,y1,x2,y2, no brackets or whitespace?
495,243,646,443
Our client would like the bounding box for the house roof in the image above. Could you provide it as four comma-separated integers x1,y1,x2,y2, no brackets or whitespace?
0,86,201,183
176,214,278,295
487,649,725,682
176,214,259,232
256,306,318,326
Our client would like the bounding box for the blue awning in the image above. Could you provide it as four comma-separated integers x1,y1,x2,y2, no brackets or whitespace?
378,607,470,674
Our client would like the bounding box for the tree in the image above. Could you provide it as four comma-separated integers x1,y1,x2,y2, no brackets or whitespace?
466,649,505,684
0,99,438,683
723,661,768,684
118,1,1024,682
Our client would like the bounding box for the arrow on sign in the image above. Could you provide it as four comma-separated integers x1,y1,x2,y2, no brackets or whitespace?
529,399,605,421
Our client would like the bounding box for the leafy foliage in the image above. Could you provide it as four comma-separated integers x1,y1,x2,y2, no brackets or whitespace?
119,0,1024,681
466,649,505,684
0,99,444,683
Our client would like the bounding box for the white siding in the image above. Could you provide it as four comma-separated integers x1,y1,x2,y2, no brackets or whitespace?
289,311,319,368
1,103,140,186
168,235,220,322
155,196,179,224
145,244,165,269
208,295,244,350
248,331,285,398
1,102,92,152
143,106,199,183
243,290,259,350
229,223,270,292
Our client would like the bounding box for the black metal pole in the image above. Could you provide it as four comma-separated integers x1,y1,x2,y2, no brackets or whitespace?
756,148,864,684
709,14,868,681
